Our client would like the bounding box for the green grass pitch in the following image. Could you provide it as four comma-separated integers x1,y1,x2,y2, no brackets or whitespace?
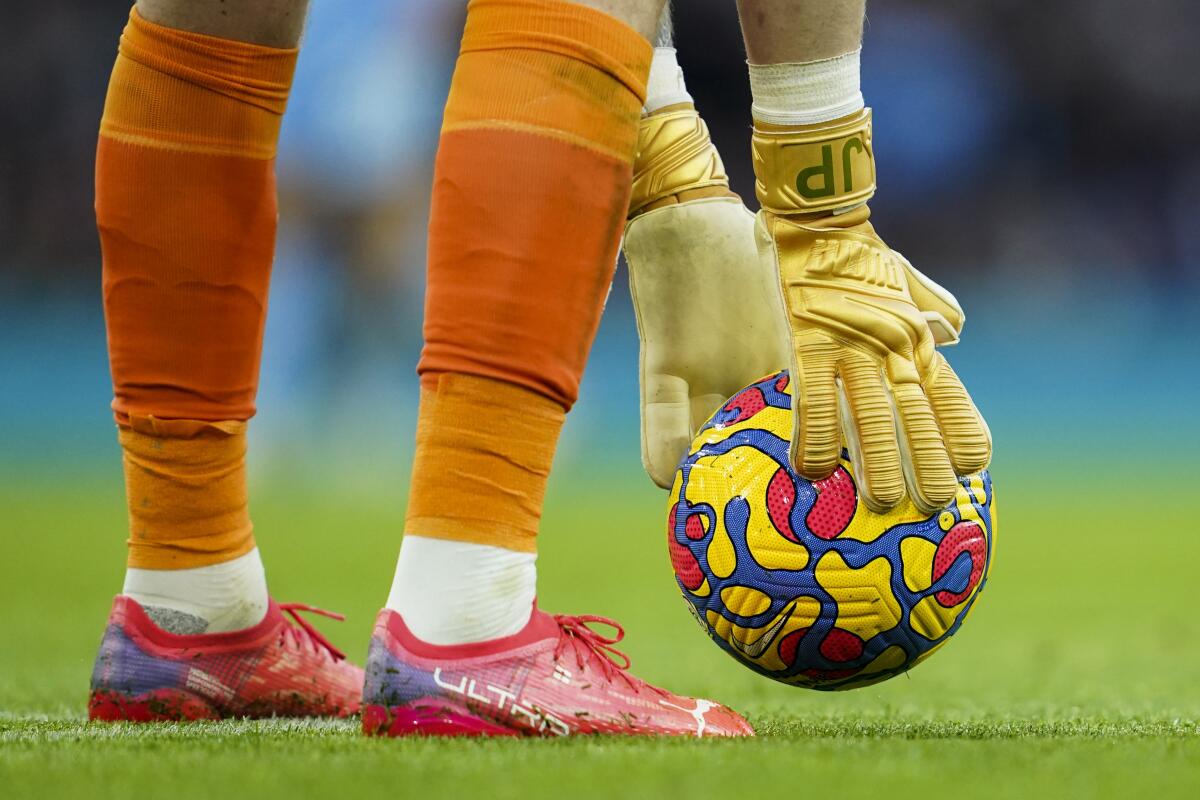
2,459,1198,799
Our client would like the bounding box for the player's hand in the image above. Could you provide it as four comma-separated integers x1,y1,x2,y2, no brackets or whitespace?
756,206,991,513
751,108,990,513
624,106,788,489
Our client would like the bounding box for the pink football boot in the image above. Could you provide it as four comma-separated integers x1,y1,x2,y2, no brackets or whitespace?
89,596,364,721
361,607,753,737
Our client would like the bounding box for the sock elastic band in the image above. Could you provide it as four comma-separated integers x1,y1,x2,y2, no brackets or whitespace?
120,417,254,569
405,374,565,553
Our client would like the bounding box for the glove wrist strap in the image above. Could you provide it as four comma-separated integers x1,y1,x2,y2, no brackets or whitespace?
629,106,734,218
752,107,876,215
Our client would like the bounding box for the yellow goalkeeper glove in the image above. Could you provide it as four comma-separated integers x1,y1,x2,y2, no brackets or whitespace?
624,104,789,488
753,108,991,513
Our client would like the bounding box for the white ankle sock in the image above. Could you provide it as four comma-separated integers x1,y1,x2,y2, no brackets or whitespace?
748,48,864,126
386,535,536,646
644,47,693,115
123,547,269,635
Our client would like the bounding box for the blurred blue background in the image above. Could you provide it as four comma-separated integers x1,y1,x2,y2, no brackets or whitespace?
2,0,1198,487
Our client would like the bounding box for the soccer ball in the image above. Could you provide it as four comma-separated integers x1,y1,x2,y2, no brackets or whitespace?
667,370,996,690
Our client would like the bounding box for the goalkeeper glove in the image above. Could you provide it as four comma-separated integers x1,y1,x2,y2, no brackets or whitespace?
624,104,789,488
752,108,991,513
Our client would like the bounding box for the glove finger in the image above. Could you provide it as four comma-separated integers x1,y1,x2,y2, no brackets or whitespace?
838,350,905,512
642,373,694,490
888,362,959,514
925,352,992,475
790,334,842,481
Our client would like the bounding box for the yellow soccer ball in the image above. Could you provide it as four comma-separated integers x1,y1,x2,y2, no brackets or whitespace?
667,370,996,690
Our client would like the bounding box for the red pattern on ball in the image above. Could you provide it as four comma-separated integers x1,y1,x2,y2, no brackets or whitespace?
721,387,767,424
778,625,864,671
777,628,806,666
805,467,857,539
668,538,705,590
766,468,799,542
932,521,987,606
819,627,864,662
667,503,705,590
775,374,790,392
777,623,864,671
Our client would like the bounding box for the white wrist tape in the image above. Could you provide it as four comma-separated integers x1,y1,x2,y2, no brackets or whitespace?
749,48,864,126
644,47,694,115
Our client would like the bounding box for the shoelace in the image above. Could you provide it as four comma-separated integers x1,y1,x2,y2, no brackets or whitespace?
552,614,663,696
279,603,347,661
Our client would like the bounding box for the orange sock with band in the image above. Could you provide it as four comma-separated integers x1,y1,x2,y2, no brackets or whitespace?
406,0,651,549
96,9,296,569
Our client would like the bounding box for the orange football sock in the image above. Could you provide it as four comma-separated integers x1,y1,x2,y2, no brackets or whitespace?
406,0,651,550
96,9,296,569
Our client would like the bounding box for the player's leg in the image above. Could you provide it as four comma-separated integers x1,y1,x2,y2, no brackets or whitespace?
737,0,991,513
738,0,864,63
391,0,664,647
135,0,309,47
566,0,664,35
363,0,751,738
90,0,361,722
